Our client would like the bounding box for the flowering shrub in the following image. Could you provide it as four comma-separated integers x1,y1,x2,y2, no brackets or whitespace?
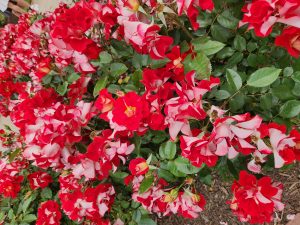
0,0,300,224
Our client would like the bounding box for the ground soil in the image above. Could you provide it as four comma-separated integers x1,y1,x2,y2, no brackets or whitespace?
158,164,300,225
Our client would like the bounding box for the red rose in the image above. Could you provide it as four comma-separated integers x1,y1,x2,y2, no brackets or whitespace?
129,158,149,175
275,26,300,58
148,112,166,131
229,171,284,224
95,89,115,115
112,92,149,131
0,174,23,198
28,171,53,190
36,200,62,225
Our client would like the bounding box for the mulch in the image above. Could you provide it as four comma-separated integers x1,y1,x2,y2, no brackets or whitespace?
158,164,300,225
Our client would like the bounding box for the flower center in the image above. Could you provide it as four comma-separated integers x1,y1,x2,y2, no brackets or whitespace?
291,35,300,51
125,106,136,117
124,0,140,11
173,57,183,68
136,162,148,172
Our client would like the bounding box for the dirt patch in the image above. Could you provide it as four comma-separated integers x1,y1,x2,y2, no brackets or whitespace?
158,164,300,225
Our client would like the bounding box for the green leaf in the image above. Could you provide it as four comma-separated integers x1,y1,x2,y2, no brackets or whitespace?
57,81,68,95
226,69,242,91
167,161,186,177
259,93,274,110
93,75,108,97
22,196,33,213
292,71,300,82
279,100,300,118
159,141,177,160
111,39,133,57
211,24,234,42
227,159,238,179
41,187,52,199
150,58,169,69
226,52,243,68
99,51,112,64
233,35,246,52
292,83,300,96
110,63,128,77
67,73,80,83
139,175,154,194
157,169,176,182
217,47,235,59
42,74,53,85
272,84,295,101
215,90,231,100
132,53,150,69
9,148,21,163
174,157,201,174
283,67,293,77
199,166,212,185
247,67,282,87
132,69,143,88
229,93,245,112
132,209,142,222
247,42,258,52
22,214,37,223
192,38,225,55
184,52,211,79
139,218,156,225
110,171,129,184
217,10,239,29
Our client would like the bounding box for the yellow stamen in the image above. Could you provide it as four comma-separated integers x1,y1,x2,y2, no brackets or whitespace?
125,106,136,117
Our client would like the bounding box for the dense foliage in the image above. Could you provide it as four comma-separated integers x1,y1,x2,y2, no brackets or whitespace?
0,0,300,224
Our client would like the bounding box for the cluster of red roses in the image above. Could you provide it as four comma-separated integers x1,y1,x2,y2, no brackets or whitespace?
240,0,300,57
0,0,299,224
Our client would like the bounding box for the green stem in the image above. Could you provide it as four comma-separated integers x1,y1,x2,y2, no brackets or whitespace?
133,133,142,156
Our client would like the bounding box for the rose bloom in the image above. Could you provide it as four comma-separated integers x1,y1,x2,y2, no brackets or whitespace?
275,26,300,58
129,158,149,175
229,171,284,224
112,92,149,131
36,200,62,225
28,171,53,190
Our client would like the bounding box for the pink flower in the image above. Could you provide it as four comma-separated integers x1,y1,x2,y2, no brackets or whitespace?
123,21,173,59
211,114,262,159
177,191,206,218
131,175,205,218
165,72,219,140
71,129,134,180
59,178,115,223
180,129,218,167
257,123,296,168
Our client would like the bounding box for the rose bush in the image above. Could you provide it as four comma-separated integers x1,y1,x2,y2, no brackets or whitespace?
0,0,300,224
